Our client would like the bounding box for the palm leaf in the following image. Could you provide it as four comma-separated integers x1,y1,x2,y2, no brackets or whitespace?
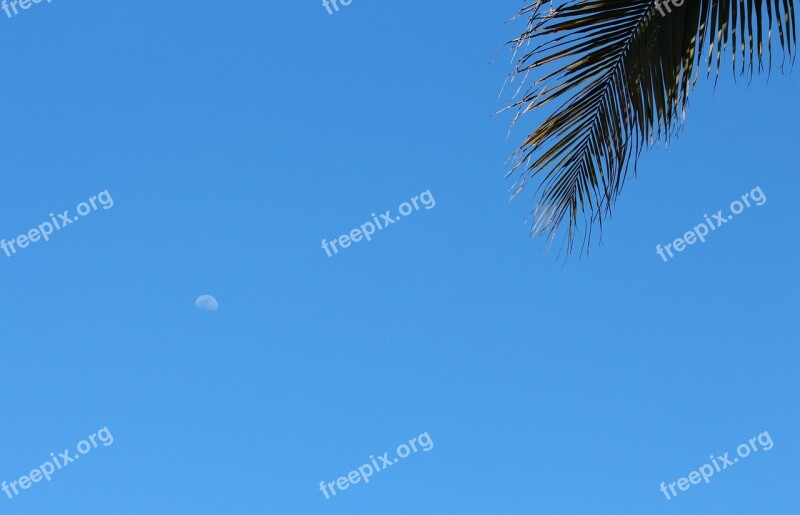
503,0,796,254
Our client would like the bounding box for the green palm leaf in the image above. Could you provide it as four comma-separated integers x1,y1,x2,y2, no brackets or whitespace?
504,0,796,254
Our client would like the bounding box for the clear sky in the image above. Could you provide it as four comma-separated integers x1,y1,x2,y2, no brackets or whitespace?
0,1,798,514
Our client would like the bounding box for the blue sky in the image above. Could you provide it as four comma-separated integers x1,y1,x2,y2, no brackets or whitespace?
0,1,798,514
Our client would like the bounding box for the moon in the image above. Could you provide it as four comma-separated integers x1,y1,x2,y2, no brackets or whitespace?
194,295,219,312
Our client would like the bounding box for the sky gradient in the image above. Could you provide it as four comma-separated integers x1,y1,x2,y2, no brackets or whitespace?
0,1,798,514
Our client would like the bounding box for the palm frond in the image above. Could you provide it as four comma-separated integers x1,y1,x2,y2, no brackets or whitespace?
504,0,796,254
